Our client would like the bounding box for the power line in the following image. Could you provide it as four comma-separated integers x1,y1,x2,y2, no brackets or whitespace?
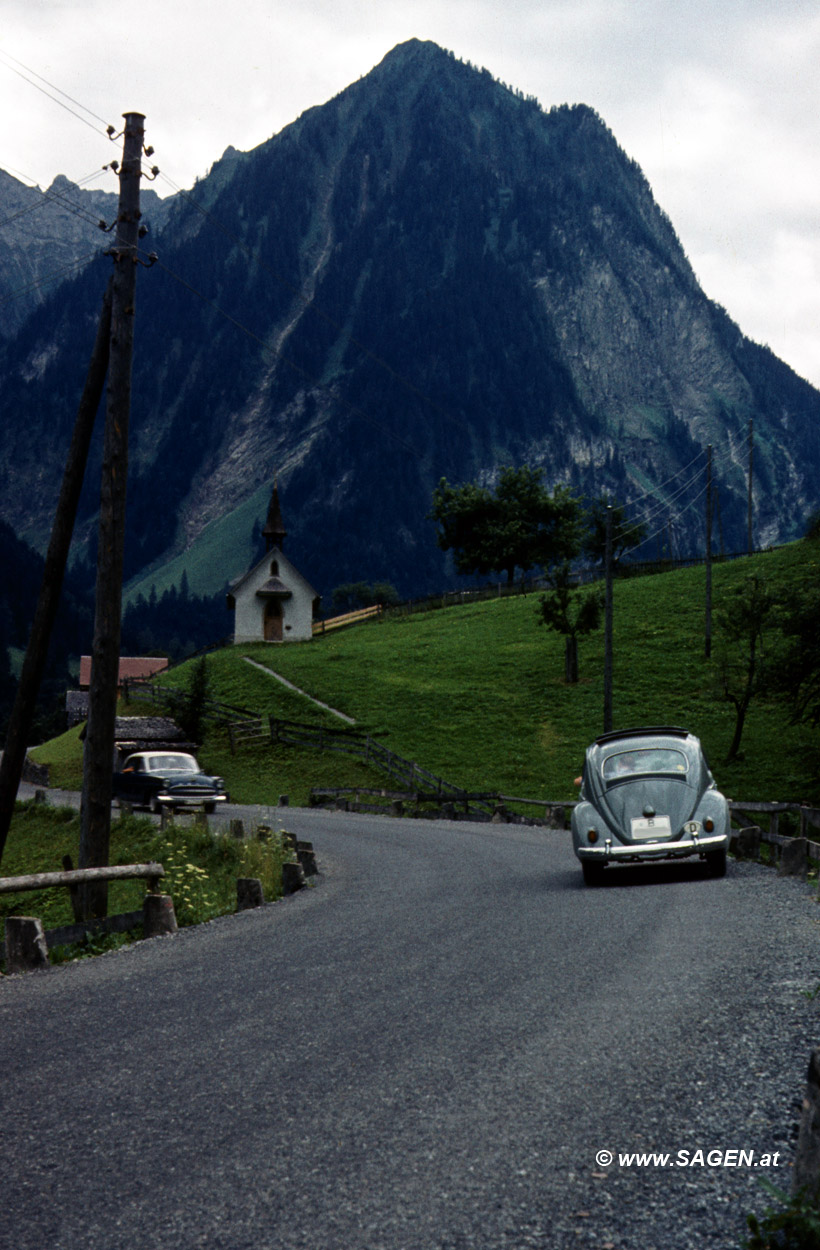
628,479,711,554
623,446,707,509
619,461,707,541
0,250,105,308
0,49,113,135
0,166,109,230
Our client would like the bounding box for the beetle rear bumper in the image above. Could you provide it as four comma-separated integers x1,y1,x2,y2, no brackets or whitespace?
577,833,727,864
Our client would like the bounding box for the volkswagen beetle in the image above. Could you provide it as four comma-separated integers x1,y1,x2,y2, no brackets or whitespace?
571,727,729,885
113,751,228,814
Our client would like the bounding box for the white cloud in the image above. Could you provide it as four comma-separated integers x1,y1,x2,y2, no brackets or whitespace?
0,0,818,384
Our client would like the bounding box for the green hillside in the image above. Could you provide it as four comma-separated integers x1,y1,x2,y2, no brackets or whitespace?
123,483,271,603
145,542,818,806
31,542,819,807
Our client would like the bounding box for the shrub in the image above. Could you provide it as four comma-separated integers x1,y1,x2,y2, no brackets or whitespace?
745,1183,820,1249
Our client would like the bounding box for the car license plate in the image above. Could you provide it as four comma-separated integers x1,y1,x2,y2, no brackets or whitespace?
630,815,672,841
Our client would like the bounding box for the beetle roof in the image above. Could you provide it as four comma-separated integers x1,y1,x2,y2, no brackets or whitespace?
593,726,691,748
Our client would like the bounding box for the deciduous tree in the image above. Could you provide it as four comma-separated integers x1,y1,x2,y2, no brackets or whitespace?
715,574,777,763
537,562,603,682
430,466,583,585
770,582,820,729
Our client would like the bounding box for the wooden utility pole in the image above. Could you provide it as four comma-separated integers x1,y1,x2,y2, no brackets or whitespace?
78,113,145,919
603,505,613,732
0,282,112,866
705,444,712,659
747,418,754,555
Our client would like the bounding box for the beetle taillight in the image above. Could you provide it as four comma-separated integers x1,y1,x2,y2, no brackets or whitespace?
704,818,715,833
587,828,599,844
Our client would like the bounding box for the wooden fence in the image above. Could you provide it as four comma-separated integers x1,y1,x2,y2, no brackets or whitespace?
271,718,497,816
313,604,383,635
269,717,368,753
728,800,820,840
121,676,257,725
306,791,820,843
0,860,168,970
0,862,165,896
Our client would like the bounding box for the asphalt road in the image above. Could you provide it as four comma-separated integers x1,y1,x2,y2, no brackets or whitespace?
2,803,819,1249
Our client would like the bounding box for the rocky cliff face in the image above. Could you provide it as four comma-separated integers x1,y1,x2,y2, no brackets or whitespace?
0,170,170,340
1,39,818,600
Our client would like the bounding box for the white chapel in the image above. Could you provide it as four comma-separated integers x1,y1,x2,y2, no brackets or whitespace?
227,483,320,643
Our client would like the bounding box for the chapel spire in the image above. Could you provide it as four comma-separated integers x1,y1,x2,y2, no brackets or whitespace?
262,480,287,552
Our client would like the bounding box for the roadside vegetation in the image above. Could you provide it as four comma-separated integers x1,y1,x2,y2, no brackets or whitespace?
0,801,295,965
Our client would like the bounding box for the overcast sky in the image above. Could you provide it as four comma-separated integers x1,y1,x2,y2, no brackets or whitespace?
2,0,818,387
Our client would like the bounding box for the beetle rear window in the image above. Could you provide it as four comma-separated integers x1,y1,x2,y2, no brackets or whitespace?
602,748,688,781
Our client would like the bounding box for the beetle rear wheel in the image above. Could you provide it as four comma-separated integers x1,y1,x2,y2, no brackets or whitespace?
582,861,605,887
705,847,727,878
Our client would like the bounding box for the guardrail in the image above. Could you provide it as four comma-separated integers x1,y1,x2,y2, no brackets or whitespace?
0,860,171,973
0,862,165,896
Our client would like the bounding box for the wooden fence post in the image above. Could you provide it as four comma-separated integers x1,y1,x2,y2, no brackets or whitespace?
237,878,264,910
793,1050,820,1203
778,837,808,878
143,894,177,937
282,862,305,895
297,842,317,876
4,917,49,973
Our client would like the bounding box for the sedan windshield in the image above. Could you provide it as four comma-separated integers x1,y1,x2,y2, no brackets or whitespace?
602,748,688,782
146,754,199,773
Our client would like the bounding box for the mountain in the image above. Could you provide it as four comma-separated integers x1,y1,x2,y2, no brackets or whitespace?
0,170,171,340
1,38,819,606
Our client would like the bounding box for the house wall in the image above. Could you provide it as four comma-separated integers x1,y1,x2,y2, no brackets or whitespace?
233,549,316,643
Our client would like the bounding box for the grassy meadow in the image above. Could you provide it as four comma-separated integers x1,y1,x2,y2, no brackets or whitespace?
201,543,819,804
34,540,817,807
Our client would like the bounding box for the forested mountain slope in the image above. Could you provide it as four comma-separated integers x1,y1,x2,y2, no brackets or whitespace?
1,39,818,601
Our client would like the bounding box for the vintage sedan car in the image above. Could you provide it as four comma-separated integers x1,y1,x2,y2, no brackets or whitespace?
112,751,228,813
572,727,729,885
